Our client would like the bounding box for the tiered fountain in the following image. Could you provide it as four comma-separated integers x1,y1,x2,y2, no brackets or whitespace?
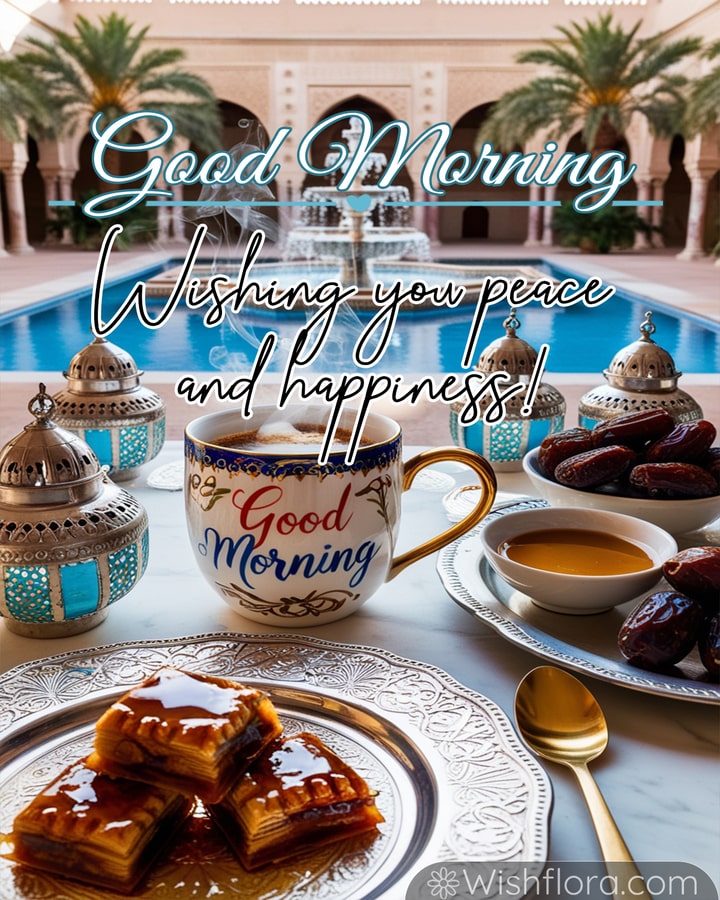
282,115,431,287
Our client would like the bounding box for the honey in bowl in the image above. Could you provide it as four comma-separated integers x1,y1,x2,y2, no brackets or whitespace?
498,528,654,576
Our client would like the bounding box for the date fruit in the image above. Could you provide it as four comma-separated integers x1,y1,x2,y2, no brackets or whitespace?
662,547,720,610
592,409,674,450
701,447,720,487
698,613,720,678
629,463,719,499
618,590,705,670
645,419,717,464
537,428,595,479
554,445,636,489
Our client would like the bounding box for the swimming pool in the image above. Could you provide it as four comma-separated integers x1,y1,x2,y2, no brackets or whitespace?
1,259,718,374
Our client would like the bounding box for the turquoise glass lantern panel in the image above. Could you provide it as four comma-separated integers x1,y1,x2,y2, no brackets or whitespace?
3,565,54,623
119,425,149,469
60,559,101,619
83,429,114,467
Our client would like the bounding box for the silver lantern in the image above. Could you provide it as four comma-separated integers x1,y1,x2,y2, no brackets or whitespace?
0,385,149,637
450,309,566,471
52,336,166,480
578,311,703,427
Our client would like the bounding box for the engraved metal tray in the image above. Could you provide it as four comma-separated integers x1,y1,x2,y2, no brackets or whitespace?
0,633,551,899
438,500,720,706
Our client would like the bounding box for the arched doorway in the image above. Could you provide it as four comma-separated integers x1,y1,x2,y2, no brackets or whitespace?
462,205,489,239
22,136,45,245
300,96,414,228
704,171,719,252
555,131,637,206
439,103,528,243
663,136,691,247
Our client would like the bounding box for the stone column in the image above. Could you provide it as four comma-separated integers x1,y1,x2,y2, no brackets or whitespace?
41,172,59,244
170,184,186,244
524,183,543,247
634,178,652,250
0,136,32,253
154,183,183,245
541,185,556,246
423,191,440,244
0,198,8,257
677,166,712,260
37,140,79,246
276,178,293,240
2,163,33,254
413,201,424,235
156,197,170,243
57,170,76,244
650,179,665,248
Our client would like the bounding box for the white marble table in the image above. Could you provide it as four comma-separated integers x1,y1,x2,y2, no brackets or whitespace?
1,443,718,896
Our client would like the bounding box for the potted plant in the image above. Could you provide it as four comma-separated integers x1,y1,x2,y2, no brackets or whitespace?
552,202,654,253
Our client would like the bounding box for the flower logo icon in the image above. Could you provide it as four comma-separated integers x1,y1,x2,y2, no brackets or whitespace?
426,866,460,899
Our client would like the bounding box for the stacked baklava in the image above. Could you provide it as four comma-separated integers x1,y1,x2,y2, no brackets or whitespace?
208,731,386,870
7,666,384,893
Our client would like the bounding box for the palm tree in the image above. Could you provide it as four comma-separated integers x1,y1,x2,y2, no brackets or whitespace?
0,55,54,142
13,12,220,151
478,15,701,155
685,40,720,137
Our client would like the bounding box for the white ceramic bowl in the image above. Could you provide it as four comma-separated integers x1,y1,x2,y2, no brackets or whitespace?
522,448,720,535
480,506,677,615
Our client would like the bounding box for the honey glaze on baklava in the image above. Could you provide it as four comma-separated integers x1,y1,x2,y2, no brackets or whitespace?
207,731,385,870
7,756,193,894
89,667,282,804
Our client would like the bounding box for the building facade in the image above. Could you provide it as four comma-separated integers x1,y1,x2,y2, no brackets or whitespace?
1,0,718,257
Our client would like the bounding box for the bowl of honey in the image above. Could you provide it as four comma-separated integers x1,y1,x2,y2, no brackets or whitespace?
480,506,677,614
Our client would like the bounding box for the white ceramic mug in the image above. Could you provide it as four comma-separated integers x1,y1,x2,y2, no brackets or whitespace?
184,405,496,626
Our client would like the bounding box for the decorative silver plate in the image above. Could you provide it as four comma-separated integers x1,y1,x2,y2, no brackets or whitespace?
438,500,720,706
0,633,550,899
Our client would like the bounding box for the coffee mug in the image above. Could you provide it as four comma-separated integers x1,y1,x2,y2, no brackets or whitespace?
184,405,497,626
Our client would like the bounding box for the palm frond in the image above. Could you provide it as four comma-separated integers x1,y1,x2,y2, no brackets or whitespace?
19,41,88,96
127,48,186,82
479,13,702,155
478,79,582,150
703,40,720,61
0,55,58,140
135,69,217,103
684,45,720,136
625,36,702,87
144,100,221,152
11,12,219,146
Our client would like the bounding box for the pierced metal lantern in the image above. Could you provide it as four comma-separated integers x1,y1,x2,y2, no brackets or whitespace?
52,336,166,480
450,310,566,471
0,386,149,638
578,312,703,427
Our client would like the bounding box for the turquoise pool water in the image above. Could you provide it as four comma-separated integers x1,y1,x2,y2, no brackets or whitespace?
1,259,718,374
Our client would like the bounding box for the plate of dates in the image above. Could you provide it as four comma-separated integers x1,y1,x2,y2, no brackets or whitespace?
523,412,720,534
437,499,720,705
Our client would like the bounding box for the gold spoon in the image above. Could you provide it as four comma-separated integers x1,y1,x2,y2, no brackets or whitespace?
515,665,652,900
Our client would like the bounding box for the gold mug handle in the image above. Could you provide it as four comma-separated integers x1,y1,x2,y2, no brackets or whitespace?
387,447,497,580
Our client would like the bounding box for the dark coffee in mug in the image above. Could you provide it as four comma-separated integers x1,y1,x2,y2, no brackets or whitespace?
213,422,371,454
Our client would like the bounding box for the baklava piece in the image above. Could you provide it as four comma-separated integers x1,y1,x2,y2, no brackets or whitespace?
90,666,283,804
207,731,384,869
8,756,193,894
